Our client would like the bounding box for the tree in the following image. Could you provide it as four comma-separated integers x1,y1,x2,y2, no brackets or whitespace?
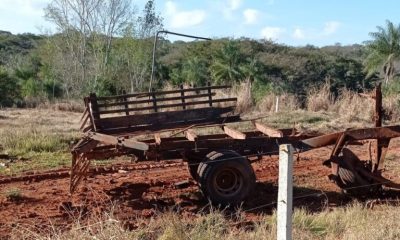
137,0,163,38
364,20,400,84
211,40,245,84
44,0,135,96
0,68,20,107
114,1,163,92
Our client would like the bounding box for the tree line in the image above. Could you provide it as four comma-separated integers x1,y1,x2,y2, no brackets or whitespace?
0,1,399,107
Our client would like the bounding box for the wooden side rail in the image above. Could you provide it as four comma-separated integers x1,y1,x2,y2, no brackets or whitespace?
82,84,238,134
96,84,231,101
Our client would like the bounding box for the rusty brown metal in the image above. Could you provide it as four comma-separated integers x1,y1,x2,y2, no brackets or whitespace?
71,83,400,195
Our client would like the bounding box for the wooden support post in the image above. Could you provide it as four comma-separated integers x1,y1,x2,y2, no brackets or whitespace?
180,84,186,110
277,144,293,240
89,93,100,120
154,133,162,145
374,83,383,172
151,88,158,112
207,81,213,107
185,129,198,141
223,126,246,139
122,90,129,116
253,121,283,137
90,132,149,151
89,93,100,131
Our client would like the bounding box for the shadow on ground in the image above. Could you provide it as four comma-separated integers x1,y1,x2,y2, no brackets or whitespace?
104,180,400,218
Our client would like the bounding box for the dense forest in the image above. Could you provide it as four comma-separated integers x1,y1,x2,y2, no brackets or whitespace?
0,0,399,107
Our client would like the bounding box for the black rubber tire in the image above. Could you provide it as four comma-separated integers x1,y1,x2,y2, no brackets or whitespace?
187,151,219,181
337,148,375,196
197,150,256,206
188,163,199,181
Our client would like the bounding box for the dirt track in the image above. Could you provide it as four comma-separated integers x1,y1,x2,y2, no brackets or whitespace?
1,143,400,238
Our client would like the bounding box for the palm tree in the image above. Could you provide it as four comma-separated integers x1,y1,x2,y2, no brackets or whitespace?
364,20,400,84
211,41,244,84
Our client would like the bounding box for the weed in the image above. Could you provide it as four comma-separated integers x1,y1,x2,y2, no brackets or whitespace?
3,188,23,201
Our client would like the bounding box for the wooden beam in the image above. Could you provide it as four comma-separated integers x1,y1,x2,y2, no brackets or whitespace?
185,129,198,141
80,113,90,130
96,85,232,101
95,107,237,130
97,93,216,108
89,132,149,151
253,121,283,138
154,133,162,145
223,126,246,140
98,98,237,115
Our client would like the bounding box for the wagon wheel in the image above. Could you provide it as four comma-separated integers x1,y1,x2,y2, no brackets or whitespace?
187,151,218,181
336,148,381,196
197,150,256,206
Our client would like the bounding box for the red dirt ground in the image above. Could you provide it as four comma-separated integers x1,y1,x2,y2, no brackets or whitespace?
1,141,400,239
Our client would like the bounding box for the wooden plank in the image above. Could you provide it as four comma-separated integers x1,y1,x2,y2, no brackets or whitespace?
96,85,232,100
96,107,235,129
154,135,306,152
101,115,242,135
88,102,97,132
180,84,186,110
223,126,246,140
98,93,216,108
89,132,149,151
79,113,90,130
98,98,237,115
123,91,129,116
151,88,158,112
254,121,283,137
154,133,161,145
207,81,213,107
79,106,89,122
185,129,198,141
89,93,100,120
97,93,216,108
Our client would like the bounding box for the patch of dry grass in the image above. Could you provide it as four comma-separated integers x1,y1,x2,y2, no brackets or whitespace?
11,202,400,240
0,108,81,174
258,93,300,113
306,83,333,112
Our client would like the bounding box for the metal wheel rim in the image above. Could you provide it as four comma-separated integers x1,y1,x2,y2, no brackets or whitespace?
213,168,243,196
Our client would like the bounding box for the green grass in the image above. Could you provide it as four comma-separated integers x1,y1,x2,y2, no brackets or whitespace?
3,187,23,201
0,127,74,175
257,110,332,129
0,152,71,175
1,128,70,155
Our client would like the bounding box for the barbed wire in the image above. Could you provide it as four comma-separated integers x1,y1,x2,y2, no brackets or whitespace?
240,179,398,214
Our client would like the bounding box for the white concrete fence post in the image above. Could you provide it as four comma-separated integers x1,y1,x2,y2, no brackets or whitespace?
277,144,294,240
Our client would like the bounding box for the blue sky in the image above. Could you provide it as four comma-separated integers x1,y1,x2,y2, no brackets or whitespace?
1,0,400,46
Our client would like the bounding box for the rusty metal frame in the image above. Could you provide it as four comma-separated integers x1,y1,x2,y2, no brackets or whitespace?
71,83,400,193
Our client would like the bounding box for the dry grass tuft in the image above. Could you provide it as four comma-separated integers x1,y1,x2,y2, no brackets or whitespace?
329,89,374,122
233,79,254,113
384,94,400,122
10,201,400,240
258,93,300,113
306,83,333,112
39,100,85,113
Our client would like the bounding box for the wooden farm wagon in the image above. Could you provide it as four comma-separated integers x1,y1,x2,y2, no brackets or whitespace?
72,84,400,205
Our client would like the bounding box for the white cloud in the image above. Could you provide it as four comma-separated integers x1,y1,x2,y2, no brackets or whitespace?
228,0,242,10
0,0,47,17
165,1,206,29
243,9,260,25
323,21,340,35
222,0,242,20
261,27,285,40
293,28,305,39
